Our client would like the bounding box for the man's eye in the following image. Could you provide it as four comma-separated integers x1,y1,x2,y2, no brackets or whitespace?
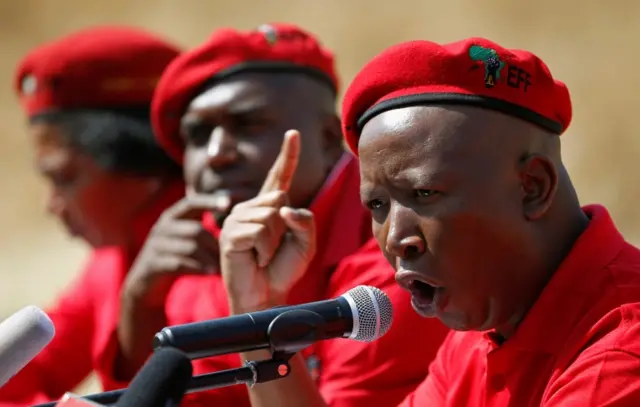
415,189,436,198
367,199,385,210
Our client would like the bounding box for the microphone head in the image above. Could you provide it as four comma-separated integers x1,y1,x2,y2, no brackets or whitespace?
115,347,193,407
0,305,55,387
341,285,393,342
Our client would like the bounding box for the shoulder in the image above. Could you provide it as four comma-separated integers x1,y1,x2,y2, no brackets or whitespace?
543,304,640,405
576,302,640,359
605,242,640,299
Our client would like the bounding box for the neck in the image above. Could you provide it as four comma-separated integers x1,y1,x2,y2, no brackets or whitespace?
496,198,589,340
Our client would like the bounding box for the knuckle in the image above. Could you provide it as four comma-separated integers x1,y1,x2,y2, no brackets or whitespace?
182,240,199,256
231,199,251,213
273,190,287,199
220,234,240,252
162,201,185,219
181,221,202,236
163,257,182,271
219,222,238,241
150,220,167,234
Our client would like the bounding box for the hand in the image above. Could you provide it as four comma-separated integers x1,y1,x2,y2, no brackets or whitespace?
219,130,317,313
123,196,223,308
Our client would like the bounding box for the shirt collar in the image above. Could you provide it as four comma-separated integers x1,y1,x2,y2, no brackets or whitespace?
308,153,369,269
492,205,626,353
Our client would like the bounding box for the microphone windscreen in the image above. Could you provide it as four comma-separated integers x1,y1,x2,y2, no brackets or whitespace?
0,305,55,387
342,285,393,342
115,347,193,407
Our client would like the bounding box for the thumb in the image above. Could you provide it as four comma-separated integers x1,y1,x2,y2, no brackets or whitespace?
279,207,316,256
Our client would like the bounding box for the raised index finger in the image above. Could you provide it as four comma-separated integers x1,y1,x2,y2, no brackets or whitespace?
259,129,301,195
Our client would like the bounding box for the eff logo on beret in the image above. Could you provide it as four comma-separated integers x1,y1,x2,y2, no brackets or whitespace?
468,45,532,92
468,46,505,88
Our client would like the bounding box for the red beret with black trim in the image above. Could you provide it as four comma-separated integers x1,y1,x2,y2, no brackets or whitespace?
341,37,572,155
151,23,338,163
15,26,181,118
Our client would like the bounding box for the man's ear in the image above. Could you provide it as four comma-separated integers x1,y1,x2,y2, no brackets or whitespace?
518,153,559,221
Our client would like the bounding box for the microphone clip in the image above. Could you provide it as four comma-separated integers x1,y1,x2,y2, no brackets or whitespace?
267,309,328,354
241,308,325,389
243,352,294,388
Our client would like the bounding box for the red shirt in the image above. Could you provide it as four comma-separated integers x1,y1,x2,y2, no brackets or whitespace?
400,205,640,407
161,155,450,407
0,182,185,407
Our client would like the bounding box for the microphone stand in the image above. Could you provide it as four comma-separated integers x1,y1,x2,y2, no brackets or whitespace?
33,308,326,407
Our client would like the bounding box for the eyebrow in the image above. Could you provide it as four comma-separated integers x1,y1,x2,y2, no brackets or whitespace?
226,98,272,116
181,97,273,127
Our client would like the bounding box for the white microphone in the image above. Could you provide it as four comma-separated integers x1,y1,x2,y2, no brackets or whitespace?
0,305,55,387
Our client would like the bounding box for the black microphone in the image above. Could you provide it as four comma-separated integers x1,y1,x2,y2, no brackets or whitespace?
115,347,192,407
154,285,393,359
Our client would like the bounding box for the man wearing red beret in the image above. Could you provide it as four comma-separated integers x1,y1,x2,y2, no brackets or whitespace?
0,26,184,406
340,38,640,406
119,23,449,407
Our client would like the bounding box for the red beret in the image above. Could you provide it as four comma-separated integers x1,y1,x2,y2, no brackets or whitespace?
151,23,338,163
341,37,572,155
15,26,181,118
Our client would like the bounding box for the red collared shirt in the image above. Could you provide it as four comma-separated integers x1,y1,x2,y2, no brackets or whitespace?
0,182,185,407
166,155,451,407
400,205,640,407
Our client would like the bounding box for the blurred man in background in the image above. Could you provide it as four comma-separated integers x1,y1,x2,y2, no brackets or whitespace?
116,23,449,407
0,26,184,406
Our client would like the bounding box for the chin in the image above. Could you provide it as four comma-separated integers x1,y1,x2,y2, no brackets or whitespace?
438,310,480,332
440,318,471,331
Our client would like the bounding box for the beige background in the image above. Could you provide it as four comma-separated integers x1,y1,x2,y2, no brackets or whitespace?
0,0,637,395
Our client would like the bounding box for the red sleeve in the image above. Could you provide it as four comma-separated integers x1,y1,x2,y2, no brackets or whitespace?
0,260,97,406
542,350,640,407
317,243,451,407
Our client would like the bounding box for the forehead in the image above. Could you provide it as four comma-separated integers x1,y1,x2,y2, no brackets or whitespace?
359,106,477,164
29,123,74,167
30,122,71,153
186,73,289,115
357,106,514,183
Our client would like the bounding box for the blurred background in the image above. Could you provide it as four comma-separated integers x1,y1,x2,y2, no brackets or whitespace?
0,0,638,393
